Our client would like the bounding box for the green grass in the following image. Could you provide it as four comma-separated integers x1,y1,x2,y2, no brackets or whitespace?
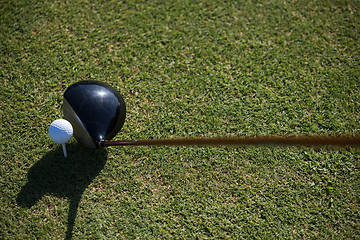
1,0,359,239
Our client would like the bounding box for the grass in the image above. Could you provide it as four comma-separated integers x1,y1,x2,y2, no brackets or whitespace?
1,0,359,239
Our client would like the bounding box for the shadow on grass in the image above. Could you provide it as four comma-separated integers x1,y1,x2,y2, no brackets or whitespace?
16,144,107,240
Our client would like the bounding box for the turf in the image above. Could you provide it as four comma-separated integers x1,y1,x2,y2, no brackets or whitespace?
1,0,359,239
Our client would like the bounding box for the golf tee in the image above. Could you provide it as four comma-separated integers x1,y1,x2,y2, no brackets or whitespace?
62,143,67,158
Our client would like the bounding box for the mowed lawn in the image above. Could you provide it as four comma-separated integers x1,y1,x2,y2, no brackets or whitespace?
1,0,359,239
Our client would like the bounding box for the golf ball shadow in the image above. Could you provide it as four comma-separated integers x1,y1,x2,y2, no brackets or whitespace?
16,144,107,239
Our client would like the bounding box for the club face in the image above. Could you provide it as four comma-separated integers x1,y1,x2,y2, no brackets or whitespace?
63,81,126,148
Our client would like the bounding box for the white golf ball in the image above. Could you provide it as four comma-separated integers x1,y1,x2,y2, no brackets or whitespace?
49,119,73,144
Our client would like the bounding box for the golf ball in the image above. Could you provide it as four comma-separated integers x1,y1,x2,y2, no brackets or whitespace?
49,119,73,144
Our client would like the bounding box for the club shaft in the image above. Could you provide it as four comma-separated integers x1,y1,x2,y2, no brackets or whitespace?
100,136,360,148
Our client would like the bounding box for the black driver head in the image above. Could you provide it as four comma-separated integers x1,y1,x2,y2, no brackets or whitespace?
63,81,126,148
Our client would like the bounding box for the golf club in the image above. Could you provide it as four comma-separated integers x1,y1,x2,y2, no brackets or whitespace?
63,80,126,149
63,81,360,149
